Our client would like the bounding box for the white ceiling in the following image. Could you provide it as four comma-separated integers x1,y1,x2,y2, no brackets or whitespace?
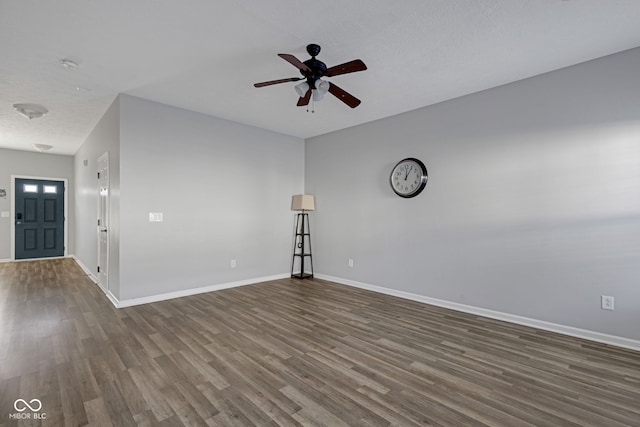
2,0,640,155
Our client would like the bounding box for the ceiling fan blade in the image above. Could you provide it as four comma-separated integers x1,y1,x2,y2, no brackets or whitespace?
297,88,312,106
278,53,312,72
328,83,361,108
325,59,367,77
253,77,303,88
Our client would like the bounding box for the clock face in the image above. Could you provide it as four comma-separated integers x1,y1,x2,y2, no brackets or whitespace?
390,158,428,198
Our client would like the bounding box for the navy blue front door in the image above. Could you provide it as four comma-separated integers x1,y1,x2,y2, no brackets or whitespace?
15,178,65,259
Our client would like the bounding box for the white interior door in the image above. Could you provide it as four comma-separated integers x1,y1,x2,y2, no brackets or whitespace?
97,152,109,291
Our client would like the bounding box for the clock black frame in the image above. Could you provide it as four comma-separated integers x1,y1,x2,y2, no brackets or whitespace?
390,157,428,198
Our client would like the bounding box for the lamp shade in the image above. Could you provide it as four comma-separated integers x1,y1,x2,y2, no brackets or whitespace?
313,79,330,101
312,90,325,102
315,79,330,93
295,82,310,97
291,194,315,211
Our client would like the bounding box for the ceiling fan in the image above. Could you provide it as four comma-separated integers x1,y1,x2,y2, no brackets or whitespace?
254,44,367,108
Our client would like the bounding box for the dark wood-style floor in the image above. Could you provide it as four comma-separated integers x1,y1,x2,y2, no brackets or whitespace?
0,259,639,426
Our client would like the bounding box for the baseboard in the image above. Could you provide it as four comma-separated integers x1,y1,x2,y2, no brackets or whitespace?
73,258,121,307
2,255,77,263
70,255,98,283
315,274,640,352
115,273,291,308
101,290,117,308
63,256,640,351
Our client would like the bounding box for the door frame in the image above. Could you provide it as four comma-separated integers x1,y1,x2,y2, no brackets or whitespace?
10,175,69,261
97,152,109,292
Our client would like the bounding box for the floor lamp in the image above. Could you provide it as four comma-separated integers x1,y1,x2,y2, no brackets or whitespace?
291,194,315,279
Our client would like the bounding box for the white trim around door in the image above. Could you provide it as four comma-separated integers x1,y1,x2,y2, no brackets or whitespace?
10,175,69,261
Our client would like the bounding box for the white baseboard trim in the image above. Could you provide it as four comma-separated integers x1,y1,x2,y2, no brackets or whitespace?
69,254,125,307
62,256,640,351
71,255,98,283
70,255,289,309
0,258,11,263
71,255,289,309
115,273,290,308
104,290,119,308
316,274,640,352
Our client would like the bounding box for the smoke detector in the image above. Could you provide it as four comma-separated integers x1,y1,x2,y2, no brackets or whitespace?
32,144,53,152
59,59,79,69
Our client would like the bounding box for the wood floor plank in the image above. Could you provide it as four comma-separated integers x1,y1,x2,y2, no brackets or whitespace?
84,397,115,427
114,370,150,417
127,365,176,422
0,259,639,426
206,350,301,417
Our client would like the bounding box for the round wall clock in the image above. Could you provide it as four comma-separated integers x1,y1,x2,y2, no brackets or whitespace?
390,157,428,198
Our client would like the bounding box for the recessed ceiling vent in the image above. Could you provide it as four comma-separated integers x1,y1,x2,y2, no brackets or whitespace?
13,103,48,120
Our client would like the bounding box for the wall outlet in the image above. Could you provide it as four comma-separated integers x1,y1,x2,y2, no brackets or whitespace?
230,259,237,268
148,212,163,222
348,259,354,268
601,295,614,310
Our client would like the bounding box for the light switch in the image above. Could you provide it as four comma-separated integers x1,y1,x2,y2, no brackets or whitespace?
1,211,9,218
149,212,163,222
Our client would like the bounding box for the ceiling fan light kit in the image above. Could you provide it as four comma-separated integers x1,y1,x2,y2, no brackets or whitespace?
295,81,309,97
313,79,330,101
254,44,367,110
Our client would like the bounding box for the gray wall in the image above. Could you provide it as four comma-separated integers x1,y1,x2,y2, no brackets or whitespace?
0,148,74,260
306,48,640,341
117,95,304,300
74,97,121,297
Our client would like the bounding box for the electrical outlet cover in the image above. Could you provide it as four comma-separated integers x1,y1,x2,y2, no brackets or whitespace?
149,212,163,222
601,295,614,310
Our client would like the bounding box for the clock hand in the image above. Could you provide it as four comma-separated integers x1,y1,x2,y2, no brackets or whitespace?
404,165,413,180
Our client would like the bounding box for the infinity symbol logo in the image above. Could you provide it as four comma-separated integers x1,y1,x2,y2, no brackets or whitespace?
14,399,42,412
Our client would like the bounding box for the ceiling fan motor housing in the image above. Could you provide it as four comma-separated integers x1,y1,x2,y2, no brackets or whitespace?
301,58,327,84
301,44,326,84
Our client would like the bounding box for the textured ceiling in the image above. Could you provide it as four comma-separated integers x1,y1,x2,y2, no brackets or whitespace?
1,0,640,155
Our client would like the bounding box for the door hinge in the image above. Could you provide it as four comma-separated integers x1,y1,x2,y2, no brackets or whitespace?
98,219,101,226
97,172,100,179
97,266,100,273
